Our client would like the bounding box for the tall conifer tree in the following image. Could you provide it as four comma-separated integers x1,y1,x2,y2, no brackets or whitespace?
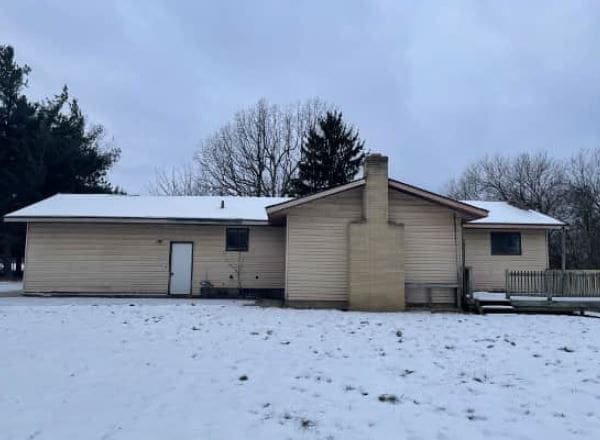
291,111,365,196
0,45,121,277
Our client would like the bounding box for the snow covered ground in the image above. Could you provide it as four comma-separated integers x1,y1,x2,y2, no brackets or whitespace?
0,280,22,294
1,298,599,440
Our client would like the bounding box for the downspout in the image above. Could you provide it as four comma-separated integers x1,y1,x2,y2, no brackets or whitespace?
561,226,566,270
23,222,30,291
453,213,461,309
561,226,566,295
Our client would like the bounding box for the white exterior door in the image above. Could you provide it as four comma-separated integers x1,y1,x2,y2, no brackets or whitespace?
169,242,193,295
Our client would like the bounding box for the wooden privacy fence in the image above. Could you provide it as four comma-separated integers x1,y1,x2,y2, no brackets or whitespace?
506,270,600,298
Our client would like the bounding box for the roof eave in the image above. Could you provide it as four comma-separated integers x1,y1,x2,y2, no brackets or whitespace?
266,178,489,219
464,222,566,230
387,179,489,218
266,179,366,216
3,216,272,226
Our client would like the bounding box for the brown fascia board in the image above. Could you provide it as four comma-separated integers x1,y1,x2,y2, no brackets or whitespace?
265,179,366,216
387,179,489,218
266,177,489,220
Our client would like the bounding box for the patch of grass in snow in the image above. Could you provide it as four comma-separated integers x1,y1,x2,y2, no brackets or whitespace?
299,418,316,430
504,337,516,346
466,408,487,421
378,394,399,404
400,369,415,377
277,410,317,431
467,414,487,421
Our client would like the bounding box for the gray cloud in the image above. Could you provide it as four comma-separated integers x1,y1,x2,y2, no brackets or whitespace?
2,0,599,193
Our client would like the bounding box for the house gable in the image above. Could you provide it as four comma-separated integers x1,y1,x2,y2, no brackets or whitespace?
267,178,488,223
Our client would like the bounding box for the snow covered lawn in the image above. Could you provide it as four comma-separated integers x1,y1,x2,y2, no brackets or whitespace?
1,298,599,439
0,280,22,294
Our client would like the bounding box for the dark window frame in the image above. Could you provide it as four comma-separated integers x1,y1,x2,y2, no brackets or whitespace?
490,232,522,256
225,227,249,252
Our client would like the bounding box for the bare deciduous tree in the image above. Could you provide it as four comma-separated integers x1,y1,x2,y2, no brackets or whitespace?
147,163,208,196
196,98,331,196
564,149,600,268
147,98,331,196
226,251,246,297
446,149,600,269
446,152,568,215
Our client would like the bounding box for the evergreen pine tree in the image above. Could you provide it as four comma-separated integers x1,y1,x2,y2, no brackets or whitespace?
291,111,365,196
0,45,121,277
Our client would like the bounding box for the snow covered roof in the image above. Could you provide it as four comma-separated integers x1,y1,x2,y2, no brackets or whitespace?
4,194,291,224
3,193,565,229
462,200,565,228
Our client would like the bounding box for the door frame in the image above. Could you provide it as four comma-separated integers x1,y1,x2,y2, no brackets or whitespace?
168,241,194,295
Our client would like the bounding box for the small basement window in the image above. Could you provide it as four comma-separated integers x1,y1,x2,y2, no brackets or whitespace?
490,232,521,255
226,227,249,252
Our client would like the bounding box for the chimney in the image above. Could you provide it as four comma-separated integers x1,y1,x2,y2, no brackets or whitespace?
363,153,389,222
349,152,405,311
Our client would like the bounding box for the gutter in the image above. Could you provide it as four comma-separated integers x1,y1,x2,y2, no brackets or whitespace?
2,216,273,226
463,223,566,230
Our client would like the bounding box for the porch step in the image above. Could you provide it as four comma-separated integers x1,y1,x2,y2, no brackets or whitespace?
479,305,516,314
476,299,511,307
471,298,514,314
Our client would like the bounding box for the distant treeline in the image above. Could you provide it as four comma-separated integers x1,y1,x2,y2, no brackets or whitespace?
446,149,600,269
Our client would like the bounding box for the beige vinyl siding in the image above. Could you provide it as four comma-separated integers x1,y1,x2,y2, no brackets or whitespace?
464,229,549,292
389,190,462,305
389,191,461,284
24,222,285,294
285,188,363,302
405,286,457,305
285,187,463,304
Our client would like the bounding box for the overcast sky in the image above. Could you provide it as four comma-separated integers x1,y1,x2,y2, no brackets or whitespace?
2,1,600,194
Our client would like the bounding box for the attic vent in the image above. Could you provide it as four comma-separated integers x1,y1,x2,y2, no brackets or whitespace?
220,200,225,209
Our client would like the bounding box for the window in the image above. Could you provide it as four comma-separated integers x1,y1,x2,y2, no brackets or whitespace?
226,227,249,252
490,232,521,255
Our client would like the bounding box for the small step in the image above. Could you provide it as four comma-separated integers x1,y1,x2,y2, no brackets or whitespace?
480,305,516,314
476,299,512,307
